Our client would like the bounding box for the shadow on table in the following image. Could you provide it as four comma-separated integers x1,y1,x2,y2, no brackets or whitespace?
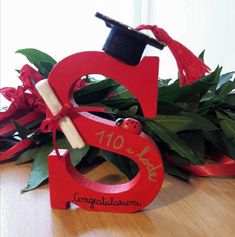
49,175,202,236
144,174,199,211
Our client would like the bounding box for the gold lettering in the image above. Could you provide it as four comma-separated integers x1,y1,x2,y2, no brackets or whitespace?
126,147,135,154
96,130,125,150
96,130,105,144
113,135,124,149
136,146,161,183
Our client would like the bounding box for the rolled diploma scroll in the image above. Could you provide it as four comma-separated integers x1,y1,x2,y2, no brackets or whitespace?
36,79,85,149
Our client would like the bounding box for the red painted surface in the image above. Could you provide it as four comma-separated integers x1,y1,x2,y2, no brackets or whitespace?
47,51,164,212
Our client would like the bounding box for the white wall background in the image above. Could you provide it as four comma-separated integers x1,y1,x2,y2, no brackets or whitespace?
1,0,235,106
144,0,235,79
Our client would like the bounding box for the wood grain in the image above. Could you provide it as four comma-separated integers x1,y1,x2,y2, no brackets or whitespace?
1,161,235,237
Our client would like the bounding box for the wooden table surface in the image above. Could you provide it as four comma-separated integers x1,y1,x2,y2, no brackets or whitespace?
1,160,235,237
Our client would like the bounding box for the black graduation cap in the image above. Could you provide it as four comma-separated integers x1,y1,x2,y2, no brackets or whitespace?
95,12,165,66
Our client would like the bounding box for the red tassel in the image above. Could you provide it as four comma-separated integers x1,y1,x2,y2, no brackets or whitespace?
136,25,210,86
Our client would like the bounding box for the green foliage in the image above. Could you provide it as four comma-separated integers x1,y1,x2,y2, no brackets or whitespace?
19,138,89,192
12,120,32,139
216,111,235,144
73,79,119,104
16,48,56,78
178,131,205,165
150,113,217,133
35,65,235,180
158,66,222,105
2,49,235,188
198,50,206,61
164,160,190,181
144,120,195,161
102,150,139,180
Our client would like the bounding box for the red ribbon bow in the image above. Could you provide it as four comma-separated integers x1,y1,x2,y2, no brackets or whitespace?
40,103,106,156
0,65,45,161
0,64,45,124
0,64,89,161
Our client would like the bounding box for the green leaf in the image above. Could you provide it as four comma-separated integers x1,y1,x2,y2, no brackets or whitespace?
12,120,32,139
217,71,235,89
143,120,196,162
198,50,205,62
16,147,40,164
203,130,235,159
102,150,139,180
198,68,226,114
16,48,56,64
70,145,90,167
224,93,235,106
128,105,138,114
216,111,235,143
20,145,51,192
16,48,56,77
158,80,181,102
83,75,101,83
199,69,235,107
166,151,190,165
214,80,235,102
104,97,137,110
178,131,205,164
158,78,172,87
159,66,222,104
78,103,117,116
221,135,235,159
157,100,184,115
77,146,101,165
199,66,223,93
73,79,118,104
141,124,161,143
21,138,89,192
223,110,235,120
39,62,55,78
182,112,218,130
151,113,217,133
163,159,190,180
103,84,137,109
107,84,133,100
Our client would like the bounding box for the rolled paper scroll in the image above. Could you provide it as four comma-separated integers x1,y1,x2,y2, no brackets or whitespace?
36,79,85,149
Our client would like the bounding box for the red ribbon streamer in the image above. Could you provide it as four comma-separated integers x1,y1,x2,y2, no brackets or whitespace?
0,64,90,161
0,64,45,124
0,111,44,136
136,25,210,86
181,153,235,176
0,138,33,161
166,153,235,176
0,64,45,161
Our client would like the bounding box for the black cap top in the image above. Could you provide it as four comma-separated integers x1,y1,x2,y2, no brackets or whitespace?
95,12,165,66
